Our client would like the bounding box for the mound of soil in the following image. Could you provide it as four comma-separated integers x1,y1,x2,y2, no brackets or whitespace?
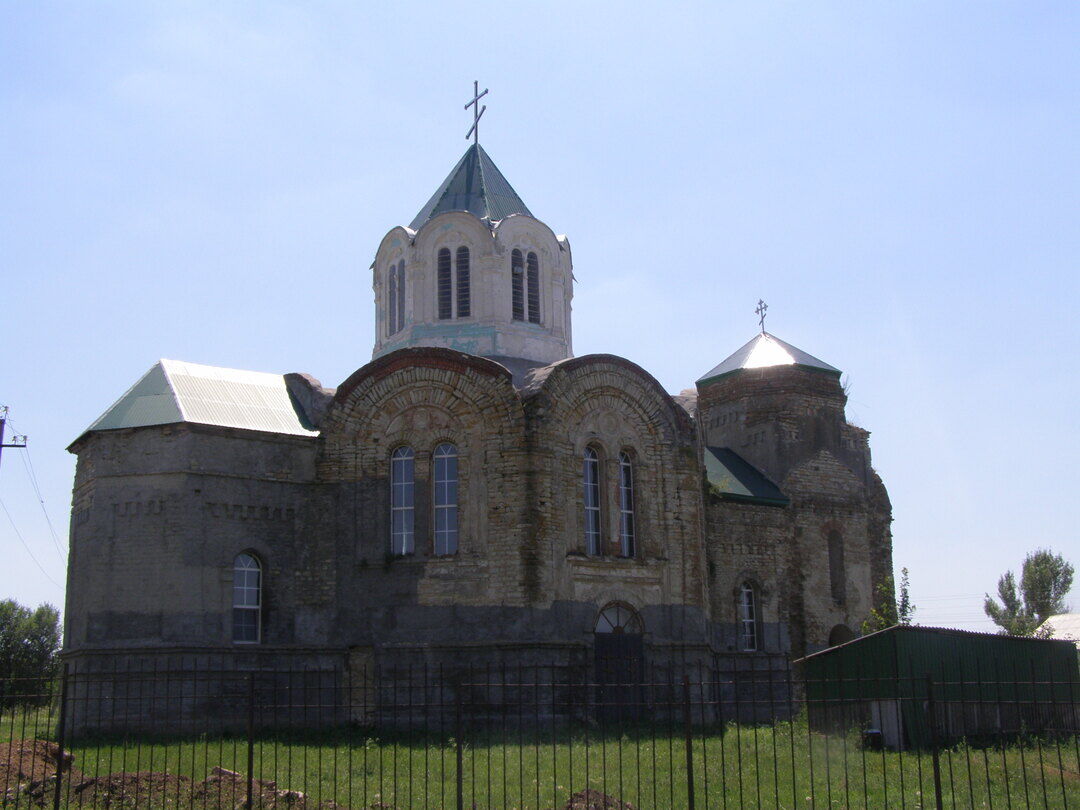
70,771,193,807
0,739,75,785
561,788,637,810
561,794,635,810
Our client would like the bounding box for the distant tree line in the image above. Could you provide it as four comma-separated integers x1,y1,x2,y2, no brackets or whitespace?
0,599,61,706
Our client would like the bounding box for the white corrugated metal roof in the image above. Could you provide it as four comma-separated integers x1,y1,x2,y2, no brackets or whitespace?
698,332,841,383
1038,613,1080,644
84,359,318,438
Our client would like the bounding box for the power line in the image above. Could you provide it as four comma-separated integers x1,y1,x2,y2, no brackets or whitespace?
18,446,66,561
0,494,62,590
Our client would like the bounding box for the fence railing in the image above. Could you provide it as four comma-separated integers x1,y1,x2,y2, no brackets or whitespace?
1,658,1077,808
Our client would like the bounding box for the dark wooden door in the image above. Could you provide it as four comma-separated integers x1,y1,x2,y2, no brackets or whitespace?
594,633,646,722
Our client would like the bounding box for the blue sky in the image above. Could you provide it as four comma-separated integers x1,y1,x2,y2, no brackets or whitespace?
2,2,1077,631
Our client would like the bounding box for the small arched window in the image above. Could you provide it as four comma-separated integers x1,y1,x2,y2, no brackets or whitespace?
390,447,415,555
595,602,644,635
455,247,470,318
738,582,758,652
396,260,406,332
387,265,398,336
583,446,602,556
433,443,458,556
232,553,261,644
526,252,540,324
828,530,846,604
437,248,452,320
511,249,525,321
618,452,635,558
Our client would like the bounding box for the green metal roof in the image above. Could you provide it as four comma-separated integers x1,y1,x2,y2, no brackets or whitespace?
409,143,533,230
704,446,788,506
83,359,318,438
698,332,841,385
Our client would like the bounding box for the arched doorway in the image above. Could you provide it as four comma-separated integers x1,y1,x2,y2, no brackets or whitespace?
594,602,645,720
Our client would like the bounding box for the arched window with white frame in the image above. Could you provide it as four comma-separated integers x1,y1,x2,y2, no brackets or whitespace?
583,446,602,556
433,443,458,556
738,581,758,652
618,451,636,558
390,446,415,555
232,553,261,643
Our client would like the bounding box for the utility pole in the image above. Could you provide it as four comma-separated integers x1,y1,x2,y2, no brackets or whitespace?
0,405,28,472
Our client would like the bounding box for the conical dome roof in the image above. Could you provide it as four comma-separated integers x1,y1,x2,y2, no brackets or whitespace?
409,143,533,230
697,332,840,384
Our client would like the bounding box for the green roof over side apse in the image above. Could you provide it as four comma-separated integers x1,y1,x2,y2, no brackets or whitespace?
410,143,533,230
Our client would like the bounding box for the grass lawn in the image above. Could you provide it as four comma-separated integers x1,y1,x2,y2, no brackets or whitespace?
3,704,1078,808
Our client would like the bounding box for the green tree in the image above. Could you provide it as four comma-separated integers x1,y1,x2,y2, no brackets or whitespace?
983,549,1074,636
0,599,61,705
862,567,915,633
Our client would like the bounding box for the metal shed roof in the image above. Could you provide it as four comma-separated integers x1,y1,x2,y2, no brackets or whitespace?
409,143,533,230
83,359,318,438
698,332,841,384
704,447,788,506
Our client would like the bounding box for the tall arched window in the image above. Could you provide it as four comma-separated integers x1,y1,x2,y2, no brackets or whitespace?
738,582,758,652
437,248,452,320
455,247,470,318
232,553,261,643
396,259,406,332
390,447,415,555
526,251,540,324
387,265,398,335
583,446,602,556
828,530,846,604
618,452,635,558
511,249,525,321
433,443,458,556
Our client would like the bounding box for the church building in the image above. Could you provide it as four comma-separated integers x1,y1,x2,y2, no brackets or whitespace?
63,133,893,713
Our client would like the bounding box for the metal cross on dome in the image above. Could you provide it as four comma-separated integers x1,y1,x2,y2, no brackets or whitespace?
756,299,768,333
465,80,488,145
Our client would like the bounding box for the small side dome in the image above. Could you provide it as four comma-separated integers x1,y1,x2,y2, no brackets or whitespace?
697,332,840,385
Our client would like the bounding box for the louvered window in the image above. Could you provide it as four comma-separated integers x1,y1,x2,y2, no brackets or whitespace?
390,447,415,555
511,249,524,321
455,247,471,318
527,252,540,324
437,248,452,320
583,447,602,556
387,265,398,335
618,452,635,558
396,260,406,332
433,443,459,556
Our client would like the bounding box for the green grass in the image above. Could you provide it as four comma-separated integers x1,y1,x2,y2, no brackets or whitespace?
3,705,1078,808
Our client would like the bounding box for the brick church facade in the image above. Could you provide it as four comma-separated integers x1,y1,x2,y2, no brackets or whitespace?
63,142,893,706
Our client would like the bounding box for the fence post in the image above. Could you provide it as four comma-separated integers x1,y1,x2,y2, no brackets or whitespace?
455,687,464,810
246,673,255,809
683,675,695,810
925,674,944,810
52,663,70,810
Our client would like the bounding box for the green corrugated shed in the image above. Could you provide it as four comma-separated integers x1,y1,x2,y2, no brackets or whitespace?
796,626,1079,748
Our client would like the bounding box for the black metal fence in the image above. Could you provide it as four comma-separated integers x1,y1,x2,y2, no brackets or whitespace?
1,657,1078,808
